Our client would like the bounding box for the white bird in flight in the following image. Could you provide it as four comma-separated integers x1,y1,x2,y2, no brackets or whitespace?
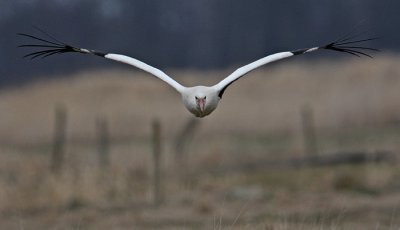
18,30,377,118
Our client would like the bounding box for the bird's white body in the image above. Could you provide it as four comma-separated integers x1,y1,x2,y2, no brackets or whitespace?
181,86,220,117
19,31,376,117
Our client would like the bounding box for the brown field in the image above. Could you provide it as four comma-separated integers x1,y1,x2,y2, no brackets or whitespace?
1,55,400,229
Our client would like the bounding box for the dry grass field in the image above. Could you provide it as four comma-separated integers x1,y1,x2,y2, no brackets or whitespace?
1,55,400,229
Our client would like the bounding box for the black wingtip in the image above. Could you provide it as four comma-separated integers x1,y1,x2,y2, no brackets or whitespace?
17,31,72,59
18,29,106,59
323,36,379,58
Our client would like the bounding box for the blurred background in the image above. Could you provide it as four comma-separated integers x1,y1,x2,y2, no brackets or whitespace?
1,0,400,229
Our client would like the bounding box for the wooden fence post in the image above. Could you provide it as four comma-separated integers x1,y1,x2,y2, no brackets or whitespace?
301,105,319,156
174,118,200,181
175,118,200,168
51,105,67,174
96,117,110,170
151,119,163,206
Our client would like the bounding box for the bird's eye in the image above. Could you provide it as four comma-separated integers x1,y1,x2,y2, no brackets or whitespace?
204,96,206,99
195,96,198,100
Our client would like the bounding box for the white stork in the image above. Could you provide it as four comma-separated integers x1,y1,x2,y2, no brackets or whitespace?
18,30,377,118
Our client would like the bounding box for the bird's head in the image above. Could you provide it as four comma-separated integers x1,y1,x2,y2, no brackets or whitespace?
182,86,220,118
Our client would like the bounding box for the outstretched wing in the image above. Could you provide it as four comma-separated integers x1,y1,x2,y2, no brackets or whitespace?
18,31,184,93
215,36,379,98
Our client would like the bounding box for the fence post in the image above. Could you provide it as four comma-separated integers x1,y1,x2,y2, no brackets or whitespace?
96,117,110,170
301,105,318,156
174,118,200,182
151,119,163,206
51,105,67,174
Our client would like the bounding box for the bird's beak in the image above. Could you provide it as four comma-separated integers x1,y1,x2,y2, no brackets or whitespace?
196,98,206,113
